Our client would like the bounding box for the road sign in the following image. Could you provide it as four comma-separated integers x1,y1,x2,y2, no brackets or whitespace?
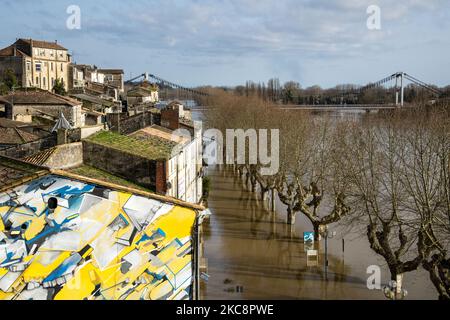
304,231,314,243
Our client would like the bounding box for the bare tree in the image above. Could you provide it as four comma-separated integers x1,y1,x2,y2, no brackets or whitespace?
275,116,351,238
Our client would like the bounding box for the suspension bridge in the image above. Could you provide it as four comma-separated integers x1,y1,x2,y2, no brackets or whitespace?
125,72,209,102
125,71,444,110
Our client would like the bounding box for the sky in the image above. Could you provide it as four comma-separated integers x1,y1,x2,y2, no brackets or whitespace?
1,0,449,88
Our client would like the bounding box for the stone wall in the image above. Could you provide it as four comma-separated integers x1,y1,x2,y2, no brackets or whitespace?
43,142,83,169
0,56,23,85
0,135,57,159
82,140,160,191
106,111,160,135
6,104,83,128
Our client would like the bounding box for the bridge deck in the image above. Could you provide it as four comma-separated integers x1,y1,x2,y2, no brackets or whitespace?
191,104,399,111
277,104,398,110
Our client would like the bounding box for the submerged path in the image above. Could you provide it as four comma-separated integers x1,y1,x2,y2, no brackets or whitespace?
200,166,436,300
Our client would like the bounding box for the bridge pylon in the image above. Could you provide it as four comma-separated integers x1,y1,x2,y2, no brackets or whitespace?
395,72,405,107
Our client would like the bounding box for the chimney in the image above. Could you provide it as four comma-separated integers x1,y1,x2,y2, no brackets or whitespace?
161,107,180,131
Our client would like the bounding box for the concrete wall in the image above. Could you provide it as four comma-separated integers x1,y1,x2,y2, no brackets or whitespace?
83,140,161,191
0,135,57,159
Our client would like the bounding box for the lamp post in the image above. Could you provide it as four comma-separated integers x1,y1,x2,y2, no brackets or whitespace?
320,226,336,281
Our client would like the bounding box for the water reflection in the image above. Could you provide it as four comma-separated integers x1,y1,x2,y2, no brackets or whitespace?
201,166,436,300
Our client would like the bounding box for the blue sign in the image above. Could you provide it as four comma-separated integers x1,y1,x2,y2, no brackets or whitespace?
304,231,315,243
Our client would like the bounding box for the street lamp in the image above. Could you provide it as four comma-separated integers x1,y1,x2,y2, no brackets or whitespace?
320,226,336,281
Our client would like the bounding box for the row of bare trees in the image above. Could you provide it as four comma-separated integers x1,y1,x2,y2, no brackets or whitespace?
230,79,447,105
203,89,450,299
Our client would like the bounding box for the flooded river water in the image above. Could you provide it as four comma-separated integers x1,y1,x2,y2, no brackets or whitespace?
191,108,438,300
200,166,437,300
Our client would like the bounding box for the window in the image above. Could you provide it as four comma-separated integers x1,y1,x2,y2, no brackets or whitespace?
51,78,54,87
51,62,53,71
35,63,41,72
60,63,63,72
35,77,39,85
26,62,31,72
43,77,46,87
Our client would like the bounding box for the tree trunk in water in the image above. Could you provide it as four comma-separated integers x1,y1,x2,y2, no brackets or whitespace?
271,189,276,212
424,258,450,300
261,189,267,202
313,223,320,241
251,179,256,192
287,207,296,225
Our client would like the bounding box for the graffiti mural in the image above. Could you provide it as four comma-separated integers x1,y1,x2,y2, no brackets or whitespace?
0,175,196,300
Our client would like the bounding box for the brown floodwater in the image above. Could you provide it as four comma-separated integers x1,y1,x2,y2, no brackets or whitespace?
200,166,437,300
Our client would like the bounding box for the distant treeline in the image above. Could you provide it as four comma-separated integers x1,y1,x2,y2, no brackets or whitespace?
200,78,450,105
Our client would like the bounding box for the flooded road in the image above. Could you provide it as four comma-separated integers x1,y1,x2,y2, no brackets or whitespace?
200,166,437,300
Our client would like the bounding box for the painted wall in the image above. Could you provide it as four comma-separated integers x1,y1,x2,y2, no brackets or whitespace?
0,174,196,300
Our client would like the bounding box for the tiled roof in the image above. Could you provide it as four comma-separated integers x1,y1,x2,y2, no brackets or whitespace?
0,155,204,209
0,118,28,128
17,38,67,50
0,127,39,145
0,156,49,192
0,45,29,57
22,146,57,166
82,108,105,116
133,125,190,145
0,89,81,107
71,93,115,107
127,87,154,97
98,69,124,74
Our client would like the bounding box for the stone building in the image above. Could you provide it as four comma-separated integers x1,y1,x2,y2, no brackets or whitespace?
127,86,159,106
82,101,203,204
0,127,39,149
130,123,203,203
0,88,83,127
98,69,124,92
68,64,123,100
0,38,71,91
